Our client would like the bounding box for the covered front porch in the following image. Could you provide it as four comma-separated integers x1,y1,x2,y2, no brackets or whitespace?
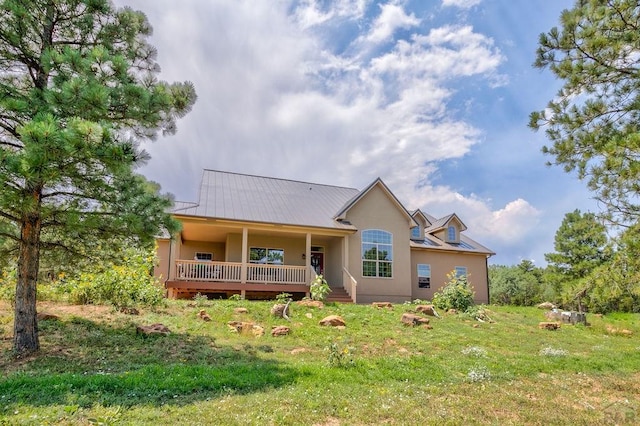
159,216,356,300
166,260,314,299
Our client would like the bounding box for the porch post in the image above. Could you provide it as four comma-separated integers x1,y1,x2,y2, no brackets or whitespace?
241,227,248,283
305,233,312,283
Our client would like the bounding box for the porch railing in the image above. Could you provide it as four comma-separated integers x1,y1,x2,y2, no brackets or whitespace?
176,260,241,282
175,260,308,285
343,267,357,303
246,263,307,285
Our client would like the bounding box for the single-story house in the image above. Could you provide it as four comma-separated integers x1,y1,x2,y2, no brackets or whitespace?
155,169,494,303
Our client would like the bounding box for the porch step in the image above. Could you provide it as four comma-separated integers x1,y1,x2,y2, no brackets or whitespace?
326,287,353,303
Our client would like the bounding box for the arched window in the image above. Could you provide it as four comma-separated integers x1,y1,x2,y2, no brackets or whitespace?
362,229,393,278
447,225,457,242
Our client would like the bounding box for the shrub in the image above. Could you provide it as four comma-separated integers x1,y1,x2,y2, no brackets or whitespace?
310,274,331,301
433,271,475,312
59,247,164,309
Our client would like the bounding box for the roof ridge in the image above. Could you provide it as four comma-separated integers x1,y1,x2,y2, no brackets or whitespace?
202,169,358,191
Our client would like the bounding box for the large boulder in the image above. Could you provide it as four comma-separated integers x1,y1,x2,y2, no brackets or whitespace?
319,315,346,327
372,302,393,309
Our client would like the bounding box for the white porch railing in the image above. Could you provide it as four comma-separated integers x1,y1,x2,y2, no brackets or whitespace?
343,267,357,303
175,260,308,285
246,263,307,285
176,260,242,282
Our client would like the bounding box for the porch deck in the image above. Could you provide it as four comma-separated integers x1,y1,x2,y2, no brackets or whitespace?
166,260,313,299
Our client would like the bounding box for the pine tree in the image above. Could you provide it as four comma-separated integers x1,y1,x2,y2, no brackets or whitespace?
529,0,640,225
0,0,196,354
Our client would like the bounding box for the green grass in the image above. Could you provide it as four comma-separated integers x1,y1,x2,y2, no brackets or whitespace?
1,300,640,425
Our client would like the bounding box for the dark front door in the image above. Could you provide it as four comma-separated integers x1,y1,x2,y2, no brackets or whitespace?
310,252,324,275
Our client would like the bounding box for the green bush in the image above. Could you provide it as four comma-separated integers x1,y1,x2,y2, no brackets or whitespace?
433,271,475,312
310,274,331,301
59,248,164,308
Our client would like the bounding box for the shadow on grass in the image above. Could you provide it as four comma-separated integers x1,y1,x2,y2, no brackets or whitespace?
0,316,303,409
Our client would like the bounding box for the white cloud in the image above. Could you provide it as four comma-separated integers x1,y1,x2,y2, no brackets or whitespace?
116,0,541,262
442,0,482,9
294,0,369,28
363,3,420,44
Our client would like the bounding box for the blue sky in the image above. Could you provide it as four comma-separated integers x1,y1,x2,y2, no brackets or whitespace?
116,0,597,266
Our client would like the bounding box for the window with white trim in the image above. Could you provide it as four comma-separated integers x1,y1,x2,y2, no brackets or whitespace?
249,247,284,264
195,252,213,261
455,266,467,278
447,225,457,242
417,264,431,288
411,226,422,239
362,229,393,278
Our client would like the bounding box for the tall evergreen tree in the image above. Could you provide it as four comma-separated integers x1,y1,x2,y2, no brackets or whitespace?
544,209,610,307
529,0,640,225
0,0,196,354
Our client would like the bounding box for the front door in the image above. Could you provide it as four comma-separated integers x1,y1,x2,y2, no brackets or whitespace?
310,251,324,275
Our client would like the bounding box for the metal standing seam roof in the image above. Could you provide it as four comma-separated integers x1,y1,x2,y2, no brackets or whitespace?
171,169,494,255
172,170,361,230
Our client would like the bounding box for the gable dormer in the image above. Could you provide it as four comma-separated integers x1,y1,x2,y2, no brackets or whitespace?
410,209,431,241
426,213,467,244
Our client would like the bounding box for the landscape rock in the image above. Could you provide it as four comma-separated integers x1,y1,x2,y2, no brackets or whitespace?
234,307,249,314
271,302,291,319
296,300,324,309
198,309,211,321
136,323,171,336
537,302,556,310
415,305,440,317
227,321,264,337
538,322,560,330
119,307,140,315
372,302,393,309
606,325,633,337
319,315,346,327
447,309,458,315
36,312,60,321
401,313,430,326
271,325,291,337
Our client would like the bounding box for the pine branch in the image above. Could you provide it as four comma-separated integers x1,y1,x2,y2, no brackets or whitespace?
0,210,20,223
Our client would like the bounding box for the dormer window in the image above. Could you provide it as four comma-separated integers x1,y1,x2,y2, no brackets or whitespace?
447,225,457,242
411,226,422,240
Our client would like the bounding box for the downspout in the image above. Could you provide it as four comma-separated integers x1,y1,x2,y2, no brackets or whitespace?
167,238,172,285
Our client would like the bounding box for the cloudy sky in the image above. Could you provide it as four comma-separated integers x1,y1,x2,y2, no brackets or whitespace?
116,0,596,266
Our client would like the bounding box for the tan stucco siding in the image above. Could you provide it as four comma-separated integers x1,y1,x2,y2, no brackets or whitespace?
226,233,307,266
344,185,413,304
410,250,489,304
180,241,226,261
324,238,343,287
154,240,171,280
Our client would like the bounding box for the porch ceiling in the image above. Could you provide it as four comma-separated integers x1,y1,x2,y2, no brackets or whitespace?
180,220,349,243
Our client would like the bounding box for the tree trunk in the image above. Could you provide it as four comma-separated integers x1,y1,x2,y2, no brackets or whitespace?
13,203,43,354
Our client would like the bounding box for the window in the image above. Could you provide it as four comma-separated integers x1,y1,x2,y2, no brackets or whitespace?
195,252,213,261
362,229,393,278
417,264,431,288
249,247,284,264
411,226,422,239
447,225,457,242
455,266,467,278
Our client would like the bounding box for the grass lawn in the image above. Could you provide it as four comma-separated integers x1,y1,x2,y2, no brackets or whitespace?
1,299,639,425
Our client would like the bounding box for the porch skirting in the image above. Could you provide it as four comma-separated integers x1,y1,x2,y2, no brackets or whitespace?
165,280,310,299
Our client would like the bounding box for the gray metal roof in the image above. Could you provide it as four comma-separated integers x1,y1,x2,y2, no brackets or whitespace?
410,233,494,255
173,170,360,230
